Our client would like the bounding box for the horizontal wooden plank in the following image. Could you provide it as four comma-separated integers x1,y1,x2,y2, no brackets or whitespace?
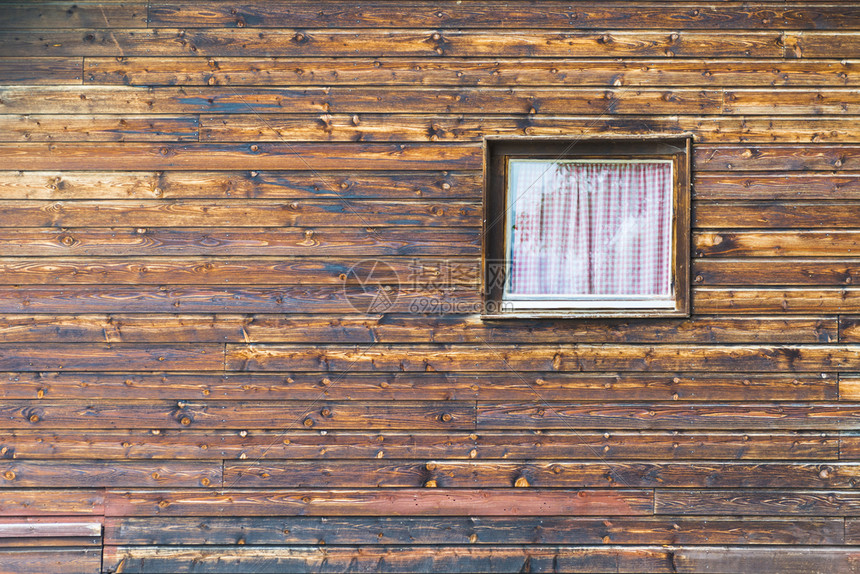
694,258,860,286
0,171,480,200
0,490,103,516
0,58,82,84
0,227,479,256
692,287,860,314
104,489,654,516
0,142,481,171
694,174,860,200
2,2,146,28
0,257,477,285
0,344,221,371
0,314,835,344
843,518,860,543
0,86,728,115
674,547,860,574
224,461,860,489
0,401,475,430
695,202,860,228
0,199,479,227
0,536,101,548
0,520,101,539
694,144,860,171
2,430,837,461
695,231,860,257
791,31,860,58
148,2,860,30
840,317,860,343
0,115,199,142
105,515,843,546
841,432,860,459
84,57,860,87
0,371,835,401
0,286,482,314
0,29,785,58
0,548,100,574
1,285,854,314
200,114,860,143
656,489,860,515
839,376,860,402
477,403,860,430
226,343,860,372
103,544,673,573
0,461,218,488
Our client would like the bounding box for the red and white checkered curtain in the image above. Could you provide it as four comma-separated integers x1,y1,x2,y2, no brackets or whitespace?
508,161,673,297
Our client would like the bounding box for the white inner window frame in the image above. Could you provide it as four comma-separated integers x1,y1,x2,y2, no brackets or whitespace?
501,158,676,311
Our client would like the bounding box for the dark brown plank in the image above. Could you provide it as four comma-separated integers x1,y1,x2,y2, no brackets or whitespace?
694,174,860,200
1,430,838,461
694,144,860,171
0,371,834,401
0,115,199,142
0,227,480,256
692,287,860,314
0,490,103,516
0,200,479,227
1,2,146,28
478,403,860,430
103,545,673,573
0,142,481,170
693,258,860,286
0,401,475,430
695,202,860,228
790,31,860,58
0,344,221,371
843,518,860,543
0,171,479,200
0,548,100,574
695,231,860,257
0,29,784,58
0,461,219,488
0,286,482,314
0,257,477,286
148,2,860,30
0,58,82,84
838,317,860,343
674,547,860,574
85,57,860,87
0,314,835,344
200,114,860,143
105,515,843,546
226,343,860,373
104,488,654,516
0,86,726,115
656,489,860,516
225,461,860,489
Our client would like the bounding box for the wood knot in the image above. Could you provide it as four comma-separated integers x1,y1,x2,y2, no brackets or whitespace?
424,479,438,488
303,417,314,427
514,476,530,488
440,412,453,422
3,471,15,481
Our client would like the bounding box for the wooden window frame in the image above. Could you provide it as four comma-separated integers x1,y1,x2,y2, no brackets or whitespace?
481,135,691,319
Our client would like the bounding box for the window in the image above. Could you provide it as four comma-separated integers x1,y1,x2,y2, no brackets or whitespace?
482,137,690,318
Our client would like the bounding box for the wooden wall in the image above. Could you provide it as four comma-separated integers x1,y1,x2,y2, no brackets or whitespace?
2,1,860,572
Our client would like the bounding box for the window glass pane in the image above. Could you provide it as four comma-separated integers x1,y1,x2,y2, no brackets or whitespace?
505,159,673,301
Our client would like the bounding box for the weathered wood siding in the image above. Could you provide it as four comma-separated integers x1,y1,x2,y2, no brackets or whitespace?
2,1,860,572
